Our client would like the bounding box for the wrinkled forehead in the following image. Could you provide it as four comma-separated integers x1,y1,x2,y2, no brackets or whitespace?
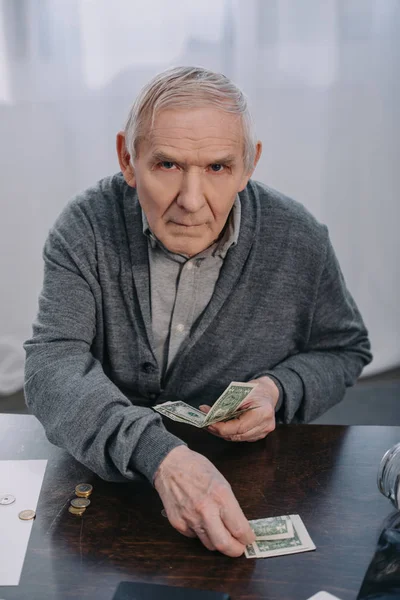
137,107,245,161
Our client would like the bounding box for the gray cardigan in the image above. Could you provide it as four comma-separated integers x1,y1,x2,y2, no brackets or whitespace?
24,173,372,482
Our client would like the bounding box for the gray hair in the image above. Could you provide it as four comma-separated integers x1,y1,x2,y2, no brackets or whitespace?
124,66,257,172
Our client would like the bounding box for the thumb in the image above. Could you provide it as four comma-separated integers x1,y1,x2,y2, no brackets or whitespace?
199,404,211,414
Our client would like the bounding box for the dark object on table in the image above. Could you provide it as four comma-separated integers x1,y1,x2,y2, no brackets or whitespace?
357,511,400,599
377,442,400,509
112,581,231,600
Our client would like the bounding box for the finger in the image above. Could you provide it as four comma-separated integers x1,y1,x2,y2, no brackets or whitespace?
168,516,197,538
237,397,258,410
192,527,217,551
208,407,264,437
199,405,211,414
199,513,246,557
228,417,275,442
207,423,268,442
220,500,256,546
229,429,270,442
206,427,223,439
178,528,197,539
246,433,271,442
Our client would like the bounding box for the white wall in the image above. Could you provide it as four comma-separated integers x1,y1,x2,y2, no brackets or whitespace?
0,0,399,393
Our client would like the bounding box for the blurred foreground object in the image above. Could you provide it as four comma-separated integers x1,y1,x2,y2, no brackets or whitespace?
357,512,400,599
378,443,400,509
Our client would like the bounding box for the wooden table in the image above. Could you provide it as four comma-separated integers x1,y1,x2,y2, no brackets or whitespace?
0,415,398,600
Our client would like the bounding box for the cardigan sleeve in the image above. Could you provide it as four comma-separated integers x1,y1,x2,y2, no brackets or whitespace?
24,221,185,484
256,231,372,423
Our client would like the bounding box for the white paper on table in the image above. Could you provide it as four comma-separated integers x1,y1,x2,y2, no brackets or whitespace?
0,460,48,586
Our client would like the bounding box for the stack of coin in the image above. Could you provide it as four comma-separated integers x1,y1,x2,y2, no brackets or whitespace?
75,483,93,499
68,483,93,516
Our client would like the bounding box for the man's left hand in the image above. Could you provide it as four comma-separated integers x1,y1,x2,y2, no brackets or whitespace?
199,376,280,442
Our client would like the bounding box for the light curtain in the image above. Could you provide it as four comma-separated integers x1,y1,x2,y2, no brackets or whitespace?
0,0,399,394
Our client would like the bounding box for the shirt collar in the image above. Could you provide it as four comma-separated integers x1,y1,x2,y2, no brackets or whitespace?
141,195,241,261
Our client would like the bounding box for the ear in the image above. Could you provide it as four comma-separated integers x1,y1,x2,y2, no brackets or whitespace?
238,141,263,191
116,132,136,188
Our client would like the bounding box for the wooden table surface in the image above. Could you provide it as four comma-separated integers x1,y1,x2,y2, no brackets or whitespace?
0,414,398,600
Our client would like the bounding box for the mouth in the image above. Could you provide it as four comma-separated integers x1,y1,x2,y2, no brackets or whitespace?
170,221,204,228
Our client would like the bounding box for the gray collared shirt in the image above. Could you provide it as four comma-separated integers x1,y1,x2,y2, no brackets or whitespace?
142,197,241,381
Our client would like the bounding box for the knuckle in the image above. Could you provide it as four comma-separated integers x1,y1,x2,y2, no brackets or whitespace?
215,480,231,497
230,524,247,539
260,405,275,423
192,524,206,537
193,500,209,519
209,484,231,506
264,422,275,436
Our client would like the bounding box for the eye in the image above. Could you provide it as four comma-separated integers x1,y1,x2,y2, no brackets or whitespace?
210,164,225,172
159,161,176,170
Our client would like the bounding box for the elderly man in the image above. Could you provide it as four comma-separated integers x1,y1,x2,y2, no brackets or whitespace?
24,66,372,557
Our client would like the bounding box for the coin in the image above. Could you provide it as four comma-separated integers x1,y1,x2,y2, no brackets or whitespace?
75,483,93,498
68,506,86,516
0,494,16,505
70,498,91,509
18,509,36,520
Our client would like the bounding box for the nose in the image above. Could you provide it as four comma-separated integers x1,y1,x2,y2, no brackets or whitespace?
176,170,206,213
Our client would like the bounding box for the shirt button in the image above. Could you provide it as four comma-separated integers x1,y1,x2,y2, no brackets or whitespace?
149,393,158,401
176,323,185,333
186,262,194,270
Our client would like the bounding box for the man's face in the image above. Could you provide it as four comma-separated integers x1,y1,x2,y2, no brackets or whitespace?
117,107,261,256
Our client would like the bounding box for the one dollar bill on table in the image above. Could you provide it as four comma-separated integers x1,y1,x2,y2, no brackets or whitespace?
153,381,257,427
249,515,294,541
245,514,316,559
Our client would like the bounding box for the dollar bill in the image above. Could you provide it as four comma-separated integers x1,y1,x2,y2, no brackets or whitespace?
154,402,206,427
244,543,257,558
202,382,257,426
153,382,257,428
249,516,294,541
245,514,316,559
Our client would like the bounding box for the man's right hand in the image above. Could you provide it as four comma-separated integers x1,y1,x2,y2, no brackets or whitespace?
153,445,255,557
